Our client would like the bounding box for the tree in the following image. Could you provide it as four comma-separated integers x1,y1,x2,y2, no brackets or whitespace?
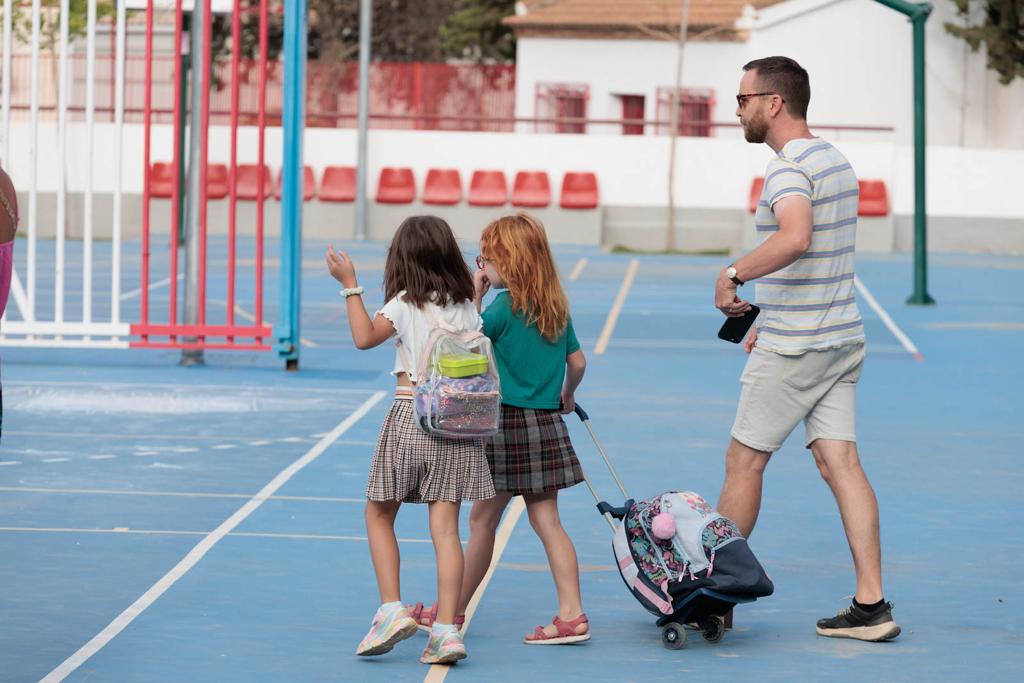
440,0,516,62
945,0,1024,85
4,0,116,52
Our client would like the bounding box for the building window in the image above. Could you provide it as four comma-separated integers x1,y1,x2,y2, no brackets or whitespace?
536,83,588,134
656,87,715,137
618,94,645,135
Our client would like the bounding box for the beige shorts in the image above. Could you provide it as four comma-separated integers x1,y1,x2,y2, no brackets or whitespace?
730,342,865,453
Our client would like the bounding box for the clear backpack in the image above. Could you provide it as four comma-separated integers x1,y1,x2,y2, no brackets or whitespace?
398,306,501,439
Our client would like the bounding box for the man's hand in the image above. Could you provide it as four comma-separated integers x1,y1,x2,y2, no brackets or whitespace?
743,326,758,353
326,245,358,289
715,270,752,318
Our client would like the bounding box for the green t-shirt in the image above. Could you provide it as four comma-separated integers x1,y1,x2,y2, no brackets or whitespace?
481,291,580,410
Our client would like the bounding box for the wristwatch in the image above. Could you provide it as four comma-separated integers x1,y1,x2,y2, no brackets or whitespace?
726,265,744,287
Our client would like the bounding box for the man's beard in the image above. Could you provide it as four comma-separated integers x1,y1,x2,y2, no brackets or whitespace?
743,115,769,143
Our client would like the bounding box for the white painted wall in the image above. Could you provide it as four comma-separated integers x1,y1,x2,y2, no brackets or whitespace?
514,0,1024,148
6,122,1022,222
514,37,743,135
748,0,1024,149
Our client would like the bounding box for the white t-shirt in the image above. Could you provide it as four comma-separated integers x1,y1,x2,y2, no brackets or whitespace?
376,291,482,382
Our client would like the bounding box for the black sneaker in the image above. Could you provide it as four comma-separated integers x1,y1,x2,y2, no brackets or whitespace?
816,601,901,642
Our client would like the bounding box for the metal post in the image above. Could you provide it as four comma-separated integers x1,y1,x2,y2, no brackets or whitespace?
181,2,208,366
354,0,372,240
177,52,189,246
873,0,934,305
276,0,307,369
907,10,934,304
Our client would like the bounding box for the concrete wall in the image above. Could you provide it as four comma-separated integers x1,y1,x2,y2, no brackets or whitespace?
6,122,1022,253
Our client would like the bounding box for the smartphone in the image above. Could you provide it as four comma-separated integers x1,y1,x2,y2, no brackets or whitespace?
717,305,760,344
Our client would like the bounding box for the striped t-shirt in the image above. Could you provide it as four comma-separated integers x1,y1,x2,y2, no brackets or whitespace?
753,137,864,354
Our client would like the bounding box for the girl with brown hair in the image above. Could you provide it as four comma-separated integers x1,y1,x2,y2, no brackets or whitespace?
326,215,495,665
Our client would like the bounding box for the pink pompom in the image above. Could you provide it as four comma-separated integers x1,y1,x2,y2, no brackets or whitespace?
651,512,676,540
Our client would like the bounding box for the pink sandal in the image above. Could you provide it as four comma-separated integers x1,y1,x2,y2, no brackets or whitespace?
406,602,466,633
523,613,590,645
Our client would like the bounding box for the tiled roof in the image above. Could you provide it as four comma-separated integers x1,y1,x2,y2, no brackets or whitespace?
505,0,786,40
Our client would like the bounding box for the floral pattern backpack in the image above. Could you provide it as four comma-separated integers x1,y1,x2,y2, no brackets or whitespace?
612,491,774,616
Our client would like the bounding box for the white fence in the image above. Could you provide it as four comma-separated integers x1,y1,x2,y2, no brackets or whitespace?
1,0,131,348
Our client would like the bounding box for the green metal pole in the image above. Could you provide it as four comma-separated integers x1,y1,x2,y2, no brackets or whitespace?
873,0,935,304
907,11,935,304
176,52,189,246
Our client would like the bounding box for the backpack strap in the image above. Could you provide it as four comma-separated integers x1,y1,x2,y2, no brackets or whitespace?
395,301,477,384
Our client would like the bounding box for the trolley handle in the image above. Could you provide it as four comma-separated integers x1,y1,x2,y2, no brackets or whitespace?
571,403,631,505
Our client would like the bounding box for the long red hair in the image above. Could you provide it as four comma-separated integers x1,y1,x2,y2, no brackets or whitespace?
480,213,569,342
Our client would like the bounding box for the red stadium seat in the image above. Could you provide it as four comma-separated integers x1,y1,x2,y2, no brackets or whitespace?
149,162,174,198
233,164,273,200
376,167,416,204
422,169,462,205
748,177,764,214
559,172,599,209
511,171,551,208
206,164,230,200
468,170,508,207
320,166,356,203
274,166,316,201
858,179,889,217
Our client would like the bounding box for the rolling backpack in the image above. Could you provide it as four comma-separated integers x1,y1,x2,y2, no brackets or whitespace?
614,490,774,616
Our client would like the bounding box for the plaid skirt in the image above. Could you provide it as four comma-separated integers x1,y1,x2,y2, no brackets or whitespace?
487,404,584,495
365,396,496,504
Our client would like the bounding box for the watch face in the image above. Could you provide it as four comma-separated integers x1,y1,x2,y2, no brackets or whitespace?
727,267,737,279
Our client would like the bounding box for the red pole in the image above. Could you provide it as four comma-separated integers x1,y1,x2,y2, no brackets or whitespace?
140,0,154,337
413,62,422,130
256,0,268,330
199,0,212,330
228,0,241,339
170,0,183,334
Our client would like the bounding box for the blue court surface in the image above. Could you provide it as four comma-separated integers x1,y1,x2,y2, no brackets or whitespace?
1,237,1021,682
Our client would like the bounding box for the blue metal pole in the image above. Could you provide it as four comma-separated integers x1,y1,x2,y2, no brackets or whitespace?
277,0,307,369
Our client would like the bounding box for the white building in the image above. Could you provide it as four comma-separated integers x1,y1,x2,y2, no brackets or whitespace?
507,0,1024,149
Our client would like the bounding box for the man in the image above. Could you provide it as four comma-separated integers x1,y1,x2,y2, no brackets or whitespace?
713,56,899,642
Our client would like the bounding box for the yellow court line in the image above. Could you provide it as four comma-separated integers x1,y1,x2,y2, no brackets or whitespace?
568,257,589,281
594,258,639,355
424,496,526,683
234,304,318,348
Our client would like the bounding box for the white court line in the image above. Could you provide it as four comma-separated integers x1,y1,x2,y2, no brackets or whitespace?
0,486,365,503
568,257,588,281
40,390,387,683
424,496,526,683
119,273,184,301
234,304,317,348
594,258,639,355
853,275,923,361
0,527,433,544
0,461,22,466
